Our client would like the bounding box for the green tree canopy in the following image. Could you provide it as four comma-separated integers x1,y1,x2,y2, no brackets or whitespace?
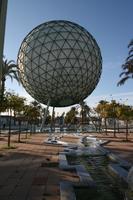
23,103,41,125
80,101,91,123
65,107,78,124
7,93,26,117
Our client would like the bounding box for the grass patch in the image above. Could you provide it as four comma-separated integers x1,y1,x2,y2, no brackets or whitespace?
1,145,17,150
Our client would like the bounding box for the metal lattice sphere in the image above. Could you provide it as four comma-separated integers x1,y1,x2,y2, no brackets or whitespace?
17,20,102,107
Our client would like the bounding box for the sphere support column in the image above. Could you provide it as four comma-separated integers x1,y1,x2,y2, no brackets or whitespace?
0,0,8,100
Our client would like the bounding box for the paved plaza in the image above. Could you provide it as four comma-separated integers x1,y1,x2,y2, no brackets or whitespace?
0,133,79,200
94,132,133,164
0,132,133,200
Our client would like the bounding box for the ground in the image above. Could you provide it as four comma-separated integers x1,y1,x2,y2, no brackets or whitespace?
93,132,133,164
0,132,132,200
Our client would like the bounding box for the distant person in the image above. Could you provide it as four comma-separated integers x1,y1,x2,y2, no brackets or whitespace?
3,123,5,129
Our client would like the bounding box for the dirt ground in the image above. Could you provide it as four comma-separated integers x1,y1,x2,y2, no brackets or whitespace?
0,132,133,164
0,133,79,200
60,131,133,164
89,132,133,164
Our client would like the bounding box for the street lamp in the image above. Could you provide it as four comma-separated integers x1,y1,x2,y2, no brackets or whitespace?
110,95,117,137
0,0,8,96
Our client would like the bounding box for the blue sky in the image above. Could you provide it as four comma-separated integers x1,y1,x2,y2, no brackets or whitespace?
3,0,133,114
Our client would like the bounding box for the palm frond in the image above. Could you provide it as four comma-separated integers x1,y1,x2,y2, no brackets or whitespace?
7,74,13,81
128,47,133,55
126,54,133,61
7,60,15,65
118,39,133,86
12,73,20,83
119,71,126,77
128,39,133,48
117,76,130,86
1,58,20,83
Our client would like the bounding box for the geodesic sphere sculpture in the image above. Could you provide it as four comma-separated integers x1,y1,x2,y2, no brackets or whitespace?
17,20,102,107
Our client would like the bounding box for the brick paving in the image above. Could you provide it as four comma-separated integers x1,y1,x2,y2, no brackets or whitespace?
0,133,79,200
0,132,132,200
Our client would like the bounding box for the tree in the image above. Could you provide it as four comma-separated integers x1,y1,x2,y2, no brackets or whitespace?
118,39,133,85
95,100,109,135
0,58,19,102
9,93,26,122
117,104,133,141
30,100,42,124
92,107,102,132
0,92,8,112
30,101,52,127
80,101,91,124
79,101,93,132
9,93,26,142
107,100,119,137
23,102,41,133
0,93,8,133
4,92,13,147
65,107,78,125
2,92,25,146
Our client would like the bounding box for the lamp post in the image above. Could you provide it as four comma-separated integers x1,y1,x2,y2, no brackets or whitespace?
119,98,128,134
8,94,11,147
0,0,8,98
110,95,117,137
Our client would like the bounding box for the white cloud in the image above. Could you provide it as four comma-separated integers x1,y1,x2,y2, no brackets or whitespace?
103,60,122,70
5,78,133,115
86,91,133,107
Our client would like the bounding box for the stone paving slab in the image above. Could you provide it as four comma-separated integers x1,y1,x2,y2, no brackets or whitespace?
0,184,15,196
27,185,45,200
0,134,79,200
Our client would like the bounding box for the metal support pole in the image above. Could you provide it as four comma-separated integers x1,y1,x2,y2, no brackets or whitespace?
0,0,8,95
40,99,50,132
87,113,98,131
50,107,55,132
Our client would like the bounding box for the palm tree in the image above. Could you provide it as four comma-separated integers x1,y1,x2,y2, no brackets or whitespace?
118,39,133,86
95,100,109,135
80,101,92,132
108,100,119,137
23,103,41,134
65,107,78,129
30,100,43,129
9,93,26,142
92,107,102,132
80,101,89,124
0,58,19,102
9,94,25,121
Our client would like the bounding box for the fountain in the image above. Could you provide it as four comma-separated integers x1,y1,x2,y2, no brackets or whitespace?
59,135,133,200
